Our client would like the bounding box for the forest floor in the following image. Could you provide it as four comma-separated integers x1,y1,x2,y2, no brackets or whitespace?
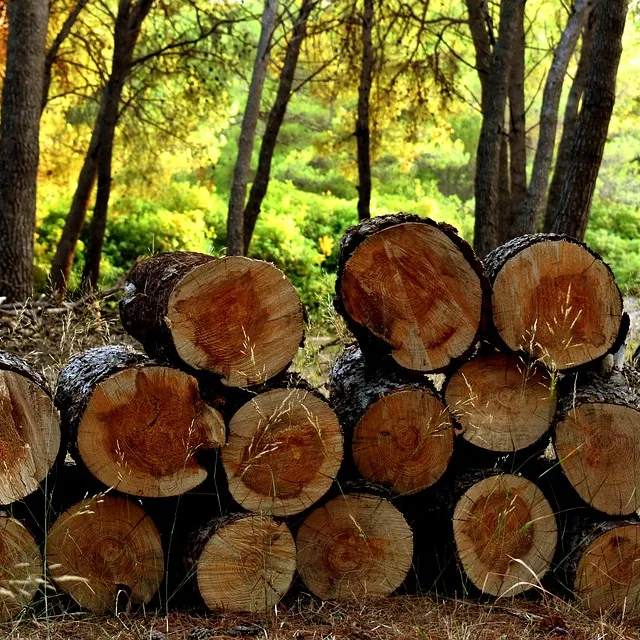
1,296,640,640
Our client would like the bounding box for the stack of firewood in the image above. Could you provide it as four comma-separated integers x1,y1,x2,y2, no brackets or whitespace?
0,214,637,621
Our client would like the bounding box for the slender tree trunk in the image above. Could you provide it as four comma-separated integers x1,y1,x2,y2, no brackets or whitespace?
0,0,49,302
507,0,526,240
226,0,279,256
552,0,629,240
544,9,596,232
356,0,374,222
465,0,492,110
243,0,315,253
513,0,593,237
472,0,522,258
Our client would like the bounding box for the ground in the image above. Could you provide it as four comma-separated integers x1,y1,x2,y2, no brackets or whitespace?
1,295,639,640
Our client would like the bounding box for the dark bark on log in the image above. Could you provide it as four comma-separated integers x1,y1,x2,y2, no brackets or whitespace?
0,349,50,393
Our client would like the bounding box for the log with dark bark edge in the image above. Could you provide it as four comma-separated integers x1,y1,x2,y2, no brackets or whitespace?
0,514,42,622
46,494,164,614
335,214,490,374
330,345,454,495
444,351,557,454
0,349,61,504
295,490,413,600
119,252,305,387
184,513,296,612
55,345,225,498
484,234,626,371
452,471,558,597
554,367,640,516
222,387,343,516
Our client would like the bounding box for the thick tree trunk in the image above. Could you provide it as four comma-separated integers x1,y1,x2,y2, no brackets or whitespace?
0,0,48,302
243,0,315,252
544,12,596,232
513,0,592,237
227,0,279,256
472,0,522,258
356,0,374,221
551,0,630,240
496,127,511,244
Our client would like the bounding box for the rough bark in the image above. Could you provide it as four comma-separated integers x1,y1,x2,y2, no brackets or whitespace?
227,0,279,256
356,0,374,222
513,0,592,237
472,0,523,258
496,127,511,244
544,9,596,232
465,0,492,110
243,0,315,252
0,0,48,302
551,0,630,240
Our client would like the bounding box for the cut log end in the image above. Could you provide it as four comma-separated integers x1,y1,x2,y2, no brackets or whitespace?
222,388,343,516
491,239,623,371
0,517,41,623
168,256,304,386
340,220,484,372
556,402,640,515
445,353,556,452
195,515,296,613
0,369,60,504
453,474,557,597
296,493,413,600
575,524,640,615
353,389,454,495
77,366,225,498
46,495,164,614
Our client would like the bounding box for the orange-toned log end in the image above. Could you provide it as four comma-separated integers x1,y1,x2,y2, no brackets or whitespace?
296,493,413,600
352,389,454,495
339,220,485,372
555,403,640,516
194,515,296,613
575,524,640,615
445,353,556,453
453,474,557,597
488,238,623,371
0,370,60,504
222,388,343,516
168,257,304,387
77,366,225,498
46,495,164,614
0,517,42,623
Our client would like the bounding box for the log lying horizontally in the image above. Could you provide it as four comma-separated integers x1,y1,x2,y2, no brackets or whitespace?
55,345,225,498
46,494,164,614
335,214,489,373
330,346,454,495
0,515,42,622
120,252,305,387
185,514,296,613
296,491,413,600
485,234,626,371
554,367,640,516
444,351,556,454
0,350,61,504
222,387,343,516
452,472,557,597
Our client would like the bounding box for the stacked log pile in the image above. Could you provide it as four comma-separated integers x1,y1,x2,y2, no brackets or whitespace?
0,219,637,622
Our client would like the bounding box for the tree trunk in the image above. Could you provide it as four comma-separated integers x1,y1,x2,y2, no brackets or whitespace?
472,0,523,258
50,0,153,295
0,0,48,302
551,0,630,240
484,233,625,371
496,126,511,244
54,345,225,498
119,252,305,387
227,0,279,256
465,0,492,110
335,214,489,373
513,0,592,237
544,8,596,232
243,0,315,253
356,0,374,221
